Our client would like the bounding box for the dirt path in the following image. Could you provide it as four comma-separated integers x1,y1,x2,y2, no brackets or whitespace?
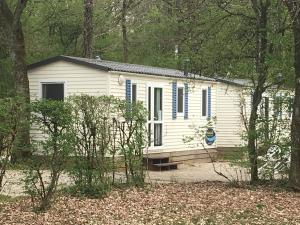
0,162,249,197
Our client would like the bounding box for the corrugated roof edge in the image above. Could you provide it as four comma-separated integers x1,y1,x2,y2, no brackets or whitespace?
27,55,215,82
215,77,248,87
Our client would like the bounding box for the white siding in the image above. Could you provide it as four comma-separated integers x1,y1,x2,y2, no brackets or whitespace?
108,72,217,154
27,60,293,155
28,61,109,100
216,83,292,148
28,60,109,142
216,83,248,147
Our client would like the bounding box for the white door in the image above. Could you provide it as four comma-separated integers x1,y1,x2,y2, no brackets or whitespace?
147,86,163,147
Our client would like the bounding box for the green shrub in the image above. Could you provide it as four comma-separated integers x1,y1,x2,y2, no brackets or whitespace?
116,99,148,186
0,97,24,191
67,95,148,196
24,100,74,211
68,95,117,197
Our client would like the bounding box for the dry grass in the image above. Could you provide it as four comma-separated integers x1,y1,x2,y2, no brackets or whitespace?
0,182,299,225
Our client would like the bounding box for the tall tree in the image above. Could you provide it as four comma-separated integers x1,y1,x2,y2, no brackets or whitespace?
121,0,129,62
215,0,291,183
284,0,300,190
0,0,29,98
83,0,94,58
247,0,271,182
0,0,30,158
110,0,142,62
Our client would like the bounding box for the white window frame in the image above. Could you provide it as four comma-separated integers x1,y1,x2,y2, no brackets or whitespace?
39,80,67,100
177,85,185,116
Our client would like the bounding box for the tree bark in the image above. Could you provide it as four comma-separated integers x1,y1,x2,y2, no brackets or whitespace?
285,0,300,190
121,0,129,62
0,0,30,159
247,0,270,183
83,0,93,58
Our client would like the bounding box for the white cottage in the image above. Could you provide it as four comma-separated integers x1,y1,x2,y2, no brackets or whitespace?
27,56,288,164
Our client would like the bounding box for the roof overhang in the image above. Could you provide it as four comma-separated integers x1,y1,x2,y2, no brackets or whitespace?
27,55,109,72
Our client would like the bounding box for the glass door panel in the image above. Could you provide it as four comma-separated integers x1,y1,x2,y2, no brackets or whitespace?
148,86,163,147
154,123,162,146
154,88,163,121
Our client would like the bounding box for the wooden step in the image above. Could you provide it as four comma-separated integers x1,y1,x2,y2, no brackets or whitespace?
169,149,217,157
153,162,180,167
171,153,217,162
144,148,218,167
152,162,180,171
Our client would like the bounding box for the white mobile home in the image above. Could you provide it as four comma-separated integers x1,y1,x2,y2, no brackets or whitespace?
27,56,290,163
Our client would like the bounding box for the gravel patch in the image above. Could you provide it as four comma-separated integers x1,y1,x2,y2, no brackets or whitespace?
0,162,248,197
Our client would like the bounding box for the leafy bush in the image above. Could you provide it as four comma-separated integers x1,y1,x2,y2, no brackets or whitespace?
258,145,290,180
0,97,24,190
24,100,74,211
68,95,148,196
239,91,292,180
116,99,148,186
68,95,117,197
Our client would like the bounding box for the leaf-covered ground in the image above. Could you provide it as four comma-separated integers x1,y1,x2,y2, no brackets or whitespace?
0,182,299,225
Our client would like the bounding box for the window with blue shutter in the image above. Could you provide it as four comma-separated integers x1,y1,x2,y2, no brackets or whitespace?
172,81,177,119
184,83,188,119
125,79,131,102
177,88,184,113
208,86,211,119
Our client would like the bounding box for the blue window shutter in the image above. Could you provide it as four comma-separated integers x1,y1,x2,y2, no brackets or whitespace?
172,81,177,119
208,86,211,119
125,79,131,102
184,83,189,119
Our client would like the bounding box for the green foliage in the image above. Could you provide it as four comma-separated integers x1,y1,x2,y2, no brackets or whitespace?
24,0,84,62
237,90,292,180
0,97,24,190
68,95,117,197
256,93,292,180
67,95,147,197
24,100,74,211
0,44,14,97
116,99,148,186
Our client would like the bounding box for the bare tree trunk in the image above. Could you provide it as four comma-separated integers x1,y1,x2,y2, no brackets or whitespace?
247,0,270,183
0,0,30,159
121,0,129,62
83,0,93,58
285,1,300,190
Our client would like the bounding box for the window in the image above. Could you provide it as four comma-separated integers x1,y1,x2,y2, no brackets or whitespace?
42,83,64,100
264,97,269,119
288,97,293,117
177,87,184,113
132,84,137,102
202,89,207,117
273,96,282,119
148,87,151,120
260,97,269,119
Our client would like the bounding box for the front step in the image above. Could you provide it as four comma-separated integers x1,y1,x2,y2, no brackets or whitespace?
144,156,179,171
144,148,218,166
152,162,181,171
